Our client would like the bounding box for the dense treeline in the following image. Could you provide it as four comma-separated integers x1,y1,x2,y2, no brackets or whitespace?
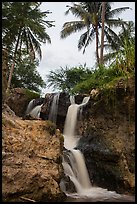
2,2,135,95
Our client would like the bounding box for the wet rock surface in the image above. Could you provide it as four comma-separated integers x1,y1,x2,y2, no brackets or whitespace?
77,77,135,195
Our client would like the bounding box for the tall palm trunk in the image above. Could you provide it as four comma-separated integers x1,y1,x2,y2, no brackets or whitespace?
95,25,100,64
2,48,8,102
100,2,106,64
6,29,21,94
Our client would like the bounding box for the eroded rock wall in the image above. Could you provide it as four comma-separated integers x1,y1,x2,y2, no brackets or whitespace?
77,77,135,195
2,104,66,202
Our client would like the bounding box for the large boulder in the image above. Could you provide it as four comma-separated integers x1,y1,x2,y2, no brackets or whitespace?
2,105,66,202
6,88,41,117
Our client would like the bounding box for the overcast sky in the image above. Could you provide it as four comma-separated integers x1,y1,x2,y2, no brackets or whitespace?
37,2,135,94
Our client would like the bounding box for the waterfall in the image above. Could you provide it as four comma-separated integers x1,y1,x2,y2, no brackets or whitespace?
25,99,43,119
63,96,90,150
70,95,75,104
25,99,35,115
48,93,60,124
29,104,42,119
62,96,92,194
60,96,134,202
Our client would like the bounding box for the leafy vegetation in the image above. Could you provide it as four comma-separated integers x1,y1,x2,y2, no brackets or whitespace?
48,11,135,95
103,21,135,67
25,89,40,101
46,65,92,93
2,2,54,93
60,2,130,64
47,33,135,94
2,2,134,97
11,51,46,93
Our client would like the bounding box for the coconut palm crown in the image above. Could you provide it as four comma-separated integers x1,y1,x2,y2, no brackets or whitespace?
60,2,130,64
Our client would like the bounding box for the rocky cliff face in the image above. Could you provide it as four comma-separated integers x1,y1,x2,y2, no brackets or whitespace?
6,88,42,117
2,104,66,202
4,76,135,197
77,76,135,195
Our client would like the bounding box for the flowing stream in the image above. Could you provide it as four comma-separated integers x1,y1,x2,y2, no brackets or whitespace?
60,96,135,202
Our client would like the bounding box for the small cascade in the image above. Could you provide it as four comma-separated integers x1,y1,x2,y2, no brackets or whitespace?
63,104,79,149
62,149,91,195
70,95,75,104
60,96,134,202
48,93,60,124
29,104,43,119
25,99,35,115
25,98,44,119
63,96,90,150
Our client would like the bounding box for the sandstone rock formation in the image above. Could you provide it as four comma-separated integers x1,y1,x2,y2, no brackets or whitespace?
2,104,66,202
6,88,42,117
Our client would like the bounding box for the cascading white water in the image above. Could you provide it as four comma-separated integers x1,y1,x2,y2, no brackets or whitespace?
63,96,90,150
70,95,75,104
29,104,42,119
62,96,92,193
61,96,134,202
48,93,60,124
25,99,42,119
25,99,35,115
63,104,79,149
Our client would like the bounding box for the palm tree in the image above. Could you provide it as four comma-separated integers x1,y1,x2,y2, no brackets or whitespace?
103,21,135,67
60,2,130,65
2,2,54,93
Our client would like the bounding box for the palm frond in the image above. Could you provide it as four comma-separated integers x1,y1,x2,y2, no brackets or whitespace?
78,28,96,53
106,7,130,19
103,51,118,64
22,28,29,54
78,30,89,50
104,26,120,50
27,28,42,59
60,21,85,38
105,18,128,28
65,3,88,20
99,43,114,52
42,20,55,28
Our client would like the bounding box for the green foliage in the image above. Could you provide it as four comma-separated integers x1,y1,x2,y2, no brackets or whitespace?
2,2,54,92
11,53,46,93
72,29,135,94
2,2,54,59
114,38,135,72
46,39,135,95
61,2,130,63
103,21,135,67
72,65,125,94
25,89,40,101
46,65,92,94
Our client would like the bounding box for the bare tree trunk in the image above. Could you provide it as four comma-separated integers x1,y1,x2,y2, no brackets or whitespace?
100,2,106,65
6,31,21,94
2,49,8,103
95,25,100,64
